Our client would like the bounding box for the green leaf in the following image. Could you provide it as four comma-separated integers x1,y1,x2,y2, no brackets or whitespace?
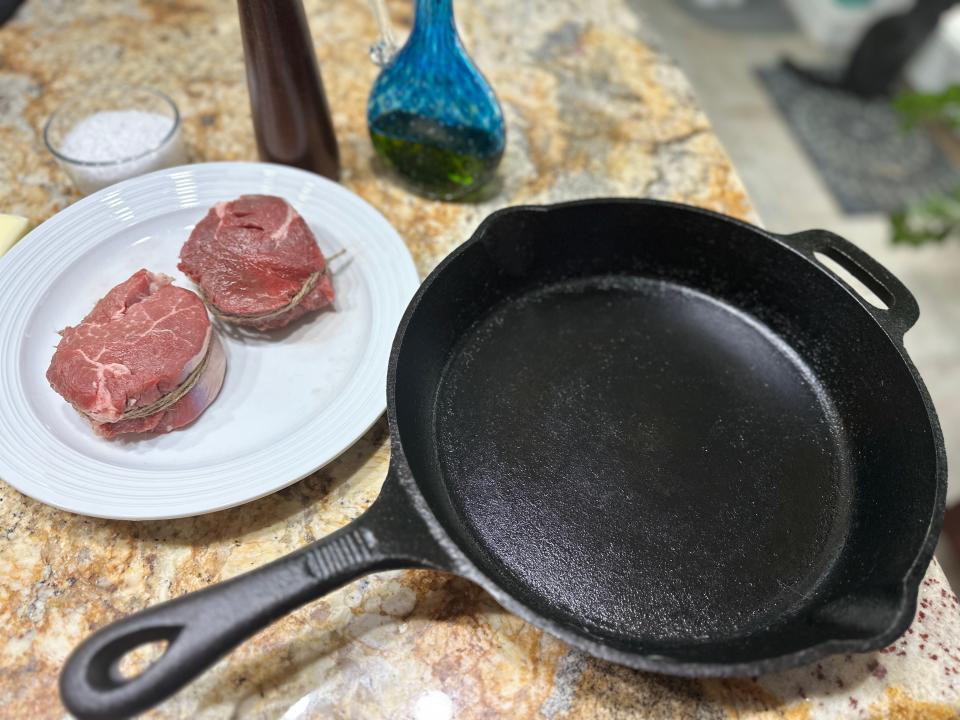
893,86,960,130
891,185,960,246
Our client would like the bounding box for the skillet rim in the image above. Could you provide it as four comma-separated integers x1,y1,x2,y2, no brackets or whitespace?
384,197,948,677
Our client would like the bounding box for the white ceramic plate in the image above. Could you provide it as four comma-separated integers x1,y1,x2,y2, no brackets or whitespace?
0,162,419,520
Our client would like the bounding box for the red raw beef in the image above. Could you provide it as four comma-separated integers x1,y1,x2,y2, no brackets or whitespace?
46,270,226,438
178,195,334,331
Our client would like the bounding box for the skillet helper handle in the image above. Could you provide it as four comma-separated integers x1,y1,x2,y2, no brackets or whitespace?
60,473,447,720
781,228,920,338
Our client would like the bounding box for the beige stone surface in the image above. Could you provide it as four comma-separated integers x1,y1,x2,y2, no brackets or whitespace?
0,0,957,718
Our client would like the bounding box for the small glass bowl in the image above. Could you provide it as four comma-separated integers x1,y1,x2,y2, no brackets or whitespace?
44,85,188,195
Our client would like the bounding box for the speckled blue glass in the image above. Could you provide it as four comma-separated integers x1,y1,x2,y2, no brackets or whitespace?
367,0,506,200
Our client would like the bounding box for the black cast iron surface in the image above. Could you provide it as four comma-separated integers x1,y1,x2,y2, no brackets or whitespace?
436,275,849,645
60,200,946,720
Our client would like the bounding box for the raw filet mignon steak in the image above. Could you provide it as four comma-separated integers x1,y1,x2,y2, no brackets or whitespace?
46,270,226,438
178,195,335,331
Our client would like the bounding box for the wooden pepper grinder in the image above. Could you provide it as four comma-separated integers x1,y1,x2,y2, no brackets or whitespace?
237,0,340,180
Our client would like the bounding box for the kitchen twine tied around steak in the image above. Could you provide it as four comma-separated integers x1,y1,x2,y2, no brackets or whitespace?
116,341,213,421
199,249,347,326
109,250,346,422
55,325,214,423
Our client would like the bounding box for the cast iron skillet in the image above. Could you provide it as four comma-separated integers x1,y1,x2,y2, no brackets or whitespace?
60,199,946,720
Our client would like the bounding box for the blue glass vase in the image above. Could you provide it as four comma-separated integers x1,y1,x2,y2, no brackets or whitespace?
367,0,506,200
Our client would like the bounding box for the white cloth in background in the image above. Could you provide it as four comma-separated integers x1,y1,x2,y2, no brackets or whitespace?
907,7,960,92
783,0,912,52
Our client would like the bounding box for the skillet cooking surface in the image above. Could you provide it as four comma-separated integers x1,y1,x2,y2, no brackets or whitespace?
436,275,853,643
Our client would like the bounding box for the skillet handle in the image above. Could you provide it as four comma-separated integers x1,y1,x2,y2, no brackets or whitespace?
59,471,449,720
780,228,920,338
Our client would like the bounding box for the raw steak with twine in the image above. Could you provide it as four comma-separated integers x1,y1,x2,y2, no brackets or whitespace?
46,270,226,438
178,195,335,331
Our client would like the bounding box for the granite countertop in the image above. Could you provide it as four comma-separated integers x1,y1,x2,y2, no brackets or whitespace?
1,0,959,718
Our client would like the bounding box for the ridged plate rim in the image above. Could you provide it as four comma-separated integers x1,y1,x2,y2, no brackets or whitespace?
0,162,419,520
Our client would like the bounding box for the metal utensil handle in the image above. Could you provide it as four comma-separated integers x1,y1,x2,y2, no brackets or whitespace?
781,228,920,338
59,472,447,720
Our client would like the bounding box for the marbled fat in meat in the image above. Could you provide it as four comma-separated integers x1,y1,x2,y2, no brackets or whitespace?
46,269,225,436
178,195,335,330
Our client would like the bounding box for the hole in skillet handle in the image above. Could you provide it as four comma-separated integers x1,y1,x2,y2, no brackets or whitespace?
813,251,890,310
60,618,191,720
102,629,179,686
779,229,920,338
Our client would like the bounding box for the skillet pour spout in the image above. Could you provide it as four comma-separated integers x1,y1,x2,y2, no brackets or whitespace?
60,200,946,720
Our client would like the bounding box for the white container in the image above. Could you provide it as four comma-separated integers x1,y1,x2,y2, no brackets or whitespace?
906,7,960,92
43,85,188,195
783,0,912,53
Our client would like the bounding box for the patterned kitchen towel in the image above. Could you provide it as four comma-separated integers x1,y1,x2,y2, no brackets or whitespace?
673,0,796,33
757,64,960,213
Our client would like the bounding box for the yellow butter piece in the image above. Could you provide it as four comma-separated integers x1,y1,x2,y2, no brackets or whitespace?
0,214,29,257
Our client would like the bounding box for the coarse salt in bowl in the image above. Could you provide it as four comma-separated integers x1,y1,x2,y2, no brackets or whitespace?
43,85,188,195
